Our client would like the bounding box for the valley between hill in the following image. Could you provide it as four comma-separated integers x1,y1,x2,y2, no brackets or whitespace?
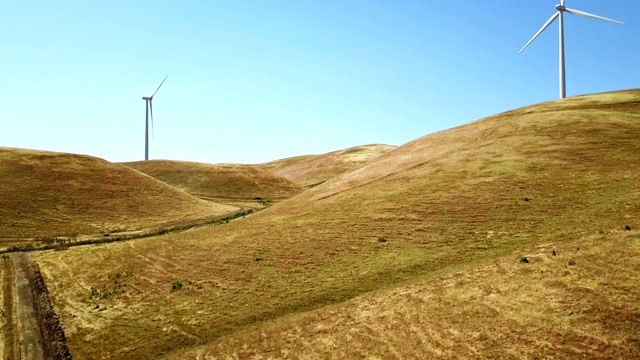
123,160,304,209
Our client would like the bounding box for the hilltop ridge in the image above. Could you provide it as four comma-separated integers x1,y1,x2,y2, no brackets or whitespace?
258,144,396,187
0,148,238,240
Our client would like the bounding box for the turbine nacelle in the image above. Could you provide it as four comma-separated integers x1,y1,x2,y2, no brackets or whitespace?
555,5,566,12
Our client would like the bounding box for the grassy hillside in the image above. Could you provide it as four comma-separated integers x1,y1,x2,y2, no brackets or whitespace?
33,90,640,359
258,144,395,187
179,229,640,359
0,148,238,240
123,160,304,208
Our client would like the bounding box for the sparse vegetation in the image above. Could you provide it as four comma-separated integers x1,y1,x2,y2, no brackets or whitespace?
305,181,326,188
89,285,124,300
89,271,134,299
171,281,183,291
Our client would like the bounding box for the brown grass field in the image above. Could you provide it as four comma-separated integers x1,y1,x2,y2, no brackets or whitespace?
26,89,640,358
0,149,237,242
258,144,396,187
123,160,304,208
176,230,640,359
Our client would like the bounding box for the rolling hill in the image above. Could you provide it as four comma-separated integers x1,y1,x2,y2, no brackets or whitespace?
0,148,238,241
123,160,304,208
33,90,640,359
258,144,396,187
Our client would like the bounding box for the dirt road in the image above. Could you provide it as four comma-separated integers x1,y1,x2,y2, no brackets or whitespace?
2,253,71,359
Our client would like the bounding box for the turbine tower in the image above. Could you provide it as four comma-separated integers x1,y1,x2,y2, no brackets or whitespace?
141,75,168,160
518,1,622,99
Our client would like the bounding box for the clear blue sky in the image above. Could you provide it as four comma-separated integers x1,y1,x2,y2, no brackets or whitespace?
1,1,638,164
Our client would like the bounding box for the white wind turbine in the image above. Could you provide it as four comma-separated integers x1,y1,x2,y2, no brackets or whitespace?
141,75,168,160
518,0,623,99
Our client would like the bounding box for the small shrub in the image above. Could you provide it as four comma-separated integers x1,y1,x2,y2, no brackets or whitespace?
567,260,576,266
552,250,557,256
305,181,325,189
89,284,124,300
625,225,632,231
108,271,133,280
171,281,183,291
519,257,530,264
378,237,387,243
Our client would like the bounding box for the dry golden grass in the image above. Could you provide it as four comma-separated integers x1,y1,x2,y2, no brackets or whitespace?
177,230,640,359
123,160,304,207
32,89,640,359
0,148,238,241
259,144,396,187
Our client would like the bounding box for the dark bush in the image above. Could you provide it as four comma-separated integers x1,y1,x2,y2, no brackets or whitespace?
171,281,183,291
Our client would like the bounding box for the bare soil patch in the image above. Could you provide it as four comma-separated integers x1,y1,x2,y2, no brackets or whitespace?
6,254,70,359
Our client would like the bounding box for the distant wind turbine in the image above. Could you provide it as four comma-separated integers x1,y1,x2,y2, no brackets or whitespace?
518,0,623,99
141,75,168,160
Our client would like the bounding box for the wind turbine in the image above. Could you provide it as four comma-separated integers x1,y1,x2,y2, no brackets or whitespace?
518,1,623,99
141,75,168,160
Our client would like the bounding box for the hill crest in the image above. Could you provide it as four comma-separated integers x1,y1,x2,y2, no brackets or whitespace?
0,148,238,240
258,144,396,187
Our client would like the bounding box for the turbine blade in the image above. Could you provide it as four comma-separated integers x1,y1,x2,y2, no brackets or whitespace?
150,100,155,139
140,84,149,97
518,12,559,54
564,8,623,24
561,0,565,6
150,75,168,98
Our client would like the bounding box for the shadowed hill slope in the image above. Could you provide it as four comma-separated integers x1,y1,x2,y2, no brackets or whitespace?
35,90,640,359
123,160,304,206
0,148,238,239
258,144,396,187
